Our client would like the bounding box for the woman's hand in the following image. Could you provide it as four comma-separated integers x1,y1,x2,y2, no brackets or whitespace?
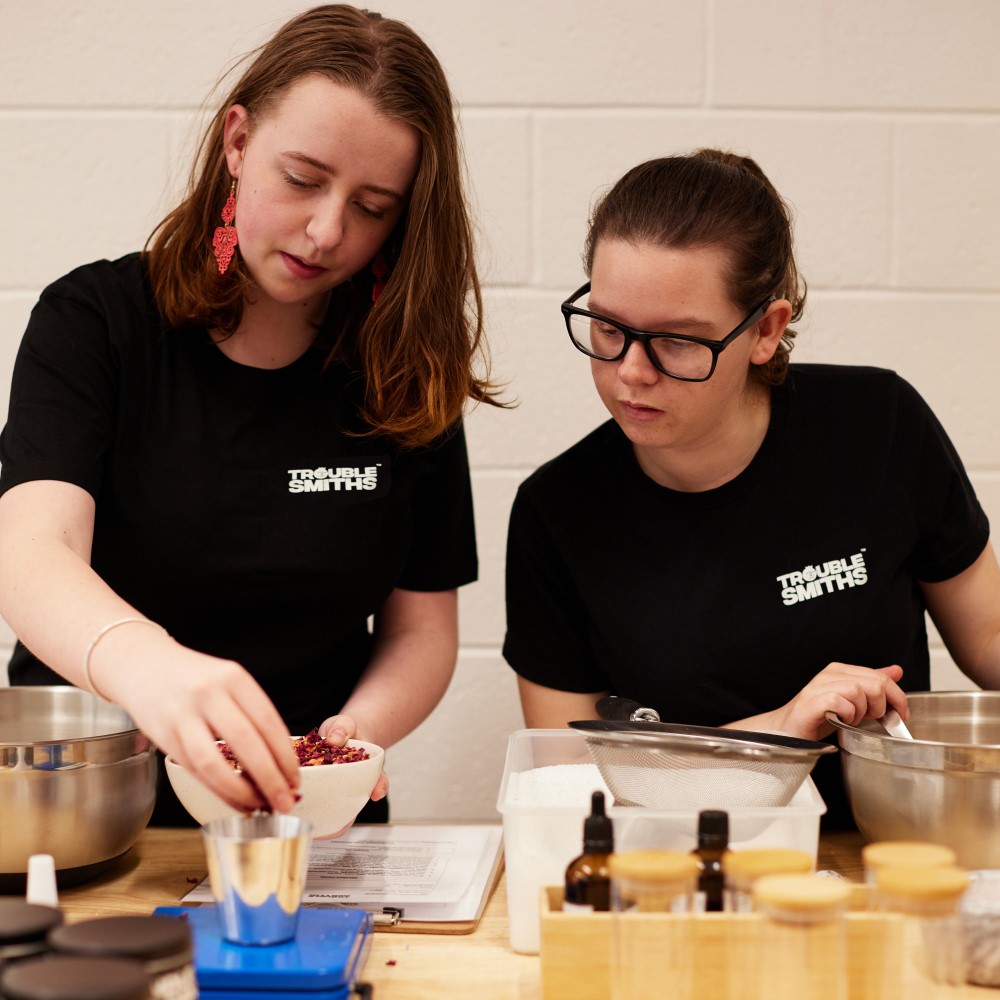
96,636,301,816
319,713,390,805
308,587,458,834
734,663,909,742
0,482,301,815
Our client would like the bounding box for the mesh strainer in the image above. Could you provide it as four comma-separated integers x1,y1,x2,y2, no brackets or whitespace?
569,697,836,810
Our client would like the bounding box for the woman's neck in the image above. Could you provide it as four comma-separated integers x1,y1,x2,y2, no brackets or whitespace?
634,384,772,492
212,291,329,369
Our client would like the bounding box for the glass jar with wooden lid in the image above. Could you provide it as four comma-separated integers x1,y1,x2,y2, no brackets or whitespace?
873,864,969,997
752,873,851,1000
860,840,956,883
609,850,700,1000
722,847,814,912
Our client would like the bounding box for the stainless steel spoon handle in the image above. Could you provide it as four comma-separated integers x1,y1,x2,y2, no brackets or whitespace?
878,707,914,740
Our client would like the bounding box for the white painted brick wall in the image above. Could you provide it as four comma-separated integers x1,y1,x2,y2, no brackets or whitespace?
1,1,997,822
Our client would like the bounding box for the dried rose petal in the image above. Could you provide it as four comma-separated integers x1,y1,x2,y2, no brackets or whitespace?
217,730,370,772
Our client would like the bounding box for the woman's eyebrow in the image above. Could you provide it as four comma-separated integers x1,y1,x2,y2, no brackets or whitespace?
283,151,406,201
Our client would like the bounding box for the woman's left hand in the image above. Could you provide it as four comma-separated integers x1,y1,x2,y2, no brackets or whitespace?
318,712,390,808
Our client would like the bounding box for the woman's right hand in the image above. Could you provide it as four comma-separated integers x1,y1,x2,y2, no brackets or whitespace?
0,482,301,814
93,630,301,814
733,662,909,742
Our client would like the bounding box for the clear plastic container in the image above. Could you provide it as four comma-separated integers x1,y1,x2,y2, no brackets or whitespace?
496,729,825,953
752,873,850,1000
609,850,699,1000
873,864,969,998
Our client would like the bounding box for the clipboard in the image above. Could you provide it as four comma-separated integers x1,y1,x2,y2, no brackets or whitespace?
347,853,504,934
182,824,504,935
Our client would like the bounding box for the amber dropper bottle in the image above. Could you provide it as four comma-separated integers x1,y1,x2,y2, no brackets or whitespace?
693,809,729,912
564,790,614,912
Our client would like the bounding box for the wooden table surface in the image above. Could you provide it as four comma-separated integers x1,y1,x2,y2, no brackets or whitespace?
53,829,986,999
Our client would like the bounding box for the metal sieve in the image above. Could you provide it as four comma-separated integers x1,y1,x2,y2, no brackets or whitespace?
568,697,836,810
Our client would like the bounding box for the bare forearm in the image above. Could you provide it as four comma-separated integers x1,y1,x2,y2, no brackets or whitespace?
337,589,459,748
0,526,143,692
922,543,1000,690
957,635,1000,690
340,630,456,748
516,675,605,729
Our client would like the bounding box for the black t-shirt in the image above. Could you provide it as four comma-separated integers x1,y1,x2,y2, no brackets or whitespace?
0,254,478,736
503,364,989,828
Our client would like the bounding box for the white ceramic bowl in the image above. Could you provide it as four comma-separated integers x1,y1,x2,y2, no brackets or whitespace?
164,738,384,837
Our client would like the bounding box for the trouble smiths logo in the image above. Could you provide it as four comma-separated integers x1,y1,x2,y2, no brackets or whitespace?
287,464,382,494
776,550,869,607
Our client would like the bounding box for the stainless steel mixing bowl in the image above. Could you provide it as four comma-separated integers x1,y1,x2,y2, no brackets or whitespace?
0,686,157,886
829,691,1000,869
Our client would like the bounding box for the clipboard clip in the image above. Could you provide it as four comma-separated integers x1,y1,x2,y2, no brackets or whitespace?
372,906,403,927
305,902,404,926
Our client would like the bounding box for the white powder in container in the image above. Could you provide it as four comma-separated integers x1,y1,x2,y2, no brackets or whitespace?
501,764,611,954
503,763,610,807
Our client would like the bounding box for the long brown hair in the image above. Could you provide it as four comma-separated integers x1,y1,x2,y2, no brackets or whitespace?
145,4,501,446
584,149,806,386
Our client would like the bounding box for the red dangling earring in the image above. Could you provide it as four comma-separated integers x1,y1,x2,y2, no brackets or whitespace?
371,252,389,304
212,178,239,275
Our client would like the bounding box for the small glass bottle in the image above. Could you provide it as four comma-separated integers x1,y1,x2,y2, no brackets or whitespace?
0,900,63,974
861,840,956,885
691,810,728,912
0,954,152,1000
48,915,196,1000
564,790,614,912
873,864,969,998
752,873,851,1000
609,849,700,1000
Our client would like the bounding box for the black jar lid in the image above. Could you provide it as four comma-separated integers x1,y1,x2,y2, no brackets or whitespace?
48,916,192,967
0,955,151,999
0,901,63,944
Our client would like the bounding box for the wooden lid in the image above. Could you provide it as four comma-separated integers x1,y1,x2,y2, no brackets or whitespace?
609,849,700,883
722,848,814,885
861,840,956,871
874,865,969,909
752,874,851,915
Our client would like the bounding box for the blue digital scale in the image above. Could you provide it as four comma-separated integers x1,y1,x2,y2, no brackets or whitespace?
154,906,373,1000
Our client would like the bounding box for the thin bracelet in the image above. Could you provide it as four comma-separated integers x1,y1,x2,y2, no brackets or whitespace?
82,617,168,701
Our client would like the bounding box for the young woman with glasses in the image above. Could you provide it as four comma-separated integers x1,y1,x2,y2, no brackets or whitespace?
503,149,1000,827
0,5,501,824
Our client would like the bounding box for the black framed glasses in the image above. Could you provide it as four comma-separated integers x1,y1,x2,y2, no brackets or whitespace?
561,283,776,382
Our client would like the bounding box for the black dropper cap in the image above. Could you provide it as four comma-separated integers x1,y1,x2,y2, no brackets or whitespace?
697,809,729,849
582,790,614,853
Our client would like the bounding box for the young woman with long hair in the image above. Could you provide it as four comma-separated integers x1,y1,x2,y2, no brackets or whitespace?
0,5,501,824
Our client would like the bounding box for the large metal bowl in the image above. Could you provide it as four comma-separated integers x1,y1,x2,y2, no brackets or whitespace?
0,686,157,888
829,691,1000,869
